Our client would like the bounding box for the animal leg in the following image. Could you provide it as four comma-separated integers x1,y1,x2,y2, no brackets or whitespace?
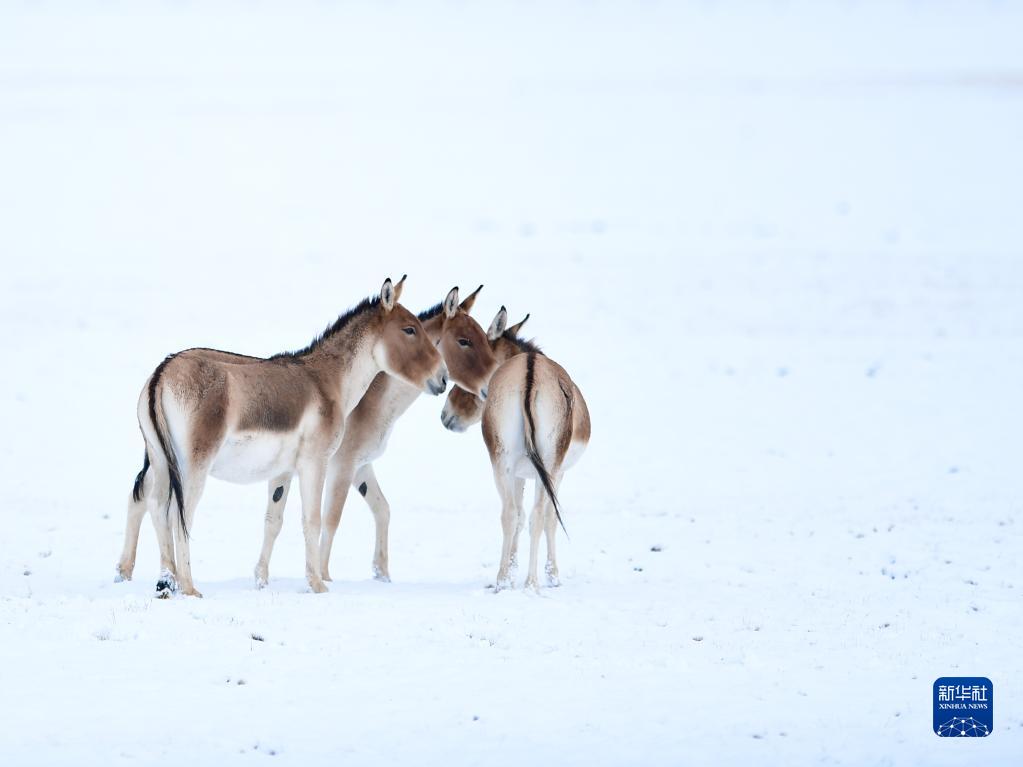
115,469,152,582
493,462,518,590
319,458,356,582
142,456,178,596
524,481,546,592
171,468,208,598
151,502,178,596
544,475,564,587
354,464,392,582
299,461,329,593
254,473,292,589
507,477,525,578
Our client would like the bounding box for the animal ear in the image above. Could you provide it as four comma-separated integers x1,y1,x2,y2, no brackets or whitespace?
380,278,396,312
487,305,508,341
443,286,460,319
393,274,407,303
459,284,483,313
506,313,530,337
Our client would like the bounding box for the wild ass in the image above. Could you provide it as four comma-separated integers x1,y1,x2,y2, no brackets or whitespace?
254,284,497,586
440,306,531,433
119,277,445,596
442,316,590,591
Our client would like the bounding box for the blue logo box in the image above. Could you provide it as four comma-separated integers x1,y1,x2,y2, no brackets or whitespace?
933,677,993,737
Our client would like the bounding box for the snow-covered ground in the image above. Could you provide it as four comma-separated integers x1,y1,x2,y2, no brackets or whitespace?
1,2,1021,764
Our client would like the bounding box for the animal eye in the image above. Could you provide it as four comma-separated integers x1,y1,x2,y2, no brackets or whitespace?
458,338,472,348
402,326,416,336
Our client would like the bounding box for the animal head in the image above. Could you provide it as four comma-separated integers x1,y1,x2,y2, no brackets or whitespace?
373,276,447,395
432,285,498,401
440,306,531,432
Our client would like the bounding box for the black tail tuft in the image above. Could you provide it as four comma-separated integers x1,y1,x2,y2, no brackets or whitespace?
132,451,150,502
526,446,567,536
524,352,568,537
148,353,187,537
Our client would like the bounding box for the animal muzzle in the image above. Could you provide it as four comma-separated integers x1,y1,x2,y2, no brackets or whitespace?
441,408,467,432
427,372,448,396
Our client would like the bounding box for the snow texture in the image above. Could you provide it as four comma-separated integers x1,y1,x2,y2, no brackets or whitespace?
1,1,1021,765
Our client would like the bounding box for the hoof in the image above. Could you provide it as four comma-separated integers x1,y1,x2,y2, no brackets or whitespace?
322,572,333,583
494,574,512,593
254,566,268,590
155,573,177,597
372,565,391,583
524,577,540,593
545,563,560,587
255,576,268,590
181,587,203,598
308,579,329,594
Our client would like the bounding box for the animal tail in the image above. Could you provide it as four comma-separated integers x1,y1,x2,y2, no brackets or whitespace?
148,354,187,537
522,352,568,536
131,450,150,501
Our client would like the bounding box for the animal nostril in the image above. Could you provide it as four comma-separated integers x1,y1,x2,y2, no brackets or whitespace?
480,387,488,401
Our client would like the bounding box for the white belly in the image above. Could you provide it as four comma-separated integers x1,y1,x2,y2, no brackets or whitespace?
210,432,299,484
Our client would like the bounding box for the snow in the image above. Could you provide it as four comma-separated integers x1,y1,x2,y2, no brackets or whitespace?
1,1,1021,764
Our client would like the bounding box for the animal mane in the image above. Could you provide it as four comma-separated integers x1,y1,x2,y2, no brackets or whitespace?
271,295,380,359
417,302,444,321
503,330,543,355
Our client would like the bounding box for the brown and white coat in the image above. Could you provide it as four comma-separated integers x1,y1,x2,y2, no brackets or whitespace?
442,312,590,591
254,285,497,586
120,277,447,596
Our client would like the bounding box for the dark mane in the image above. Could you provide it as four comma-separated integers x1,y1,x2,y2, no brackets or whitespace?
270,295,380,359
503,330,543,355
417,303,444,321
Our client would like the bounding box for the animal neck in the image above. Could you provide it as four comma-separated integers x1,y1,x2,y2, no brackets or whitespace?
496,337,528,366
305,312,385,418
